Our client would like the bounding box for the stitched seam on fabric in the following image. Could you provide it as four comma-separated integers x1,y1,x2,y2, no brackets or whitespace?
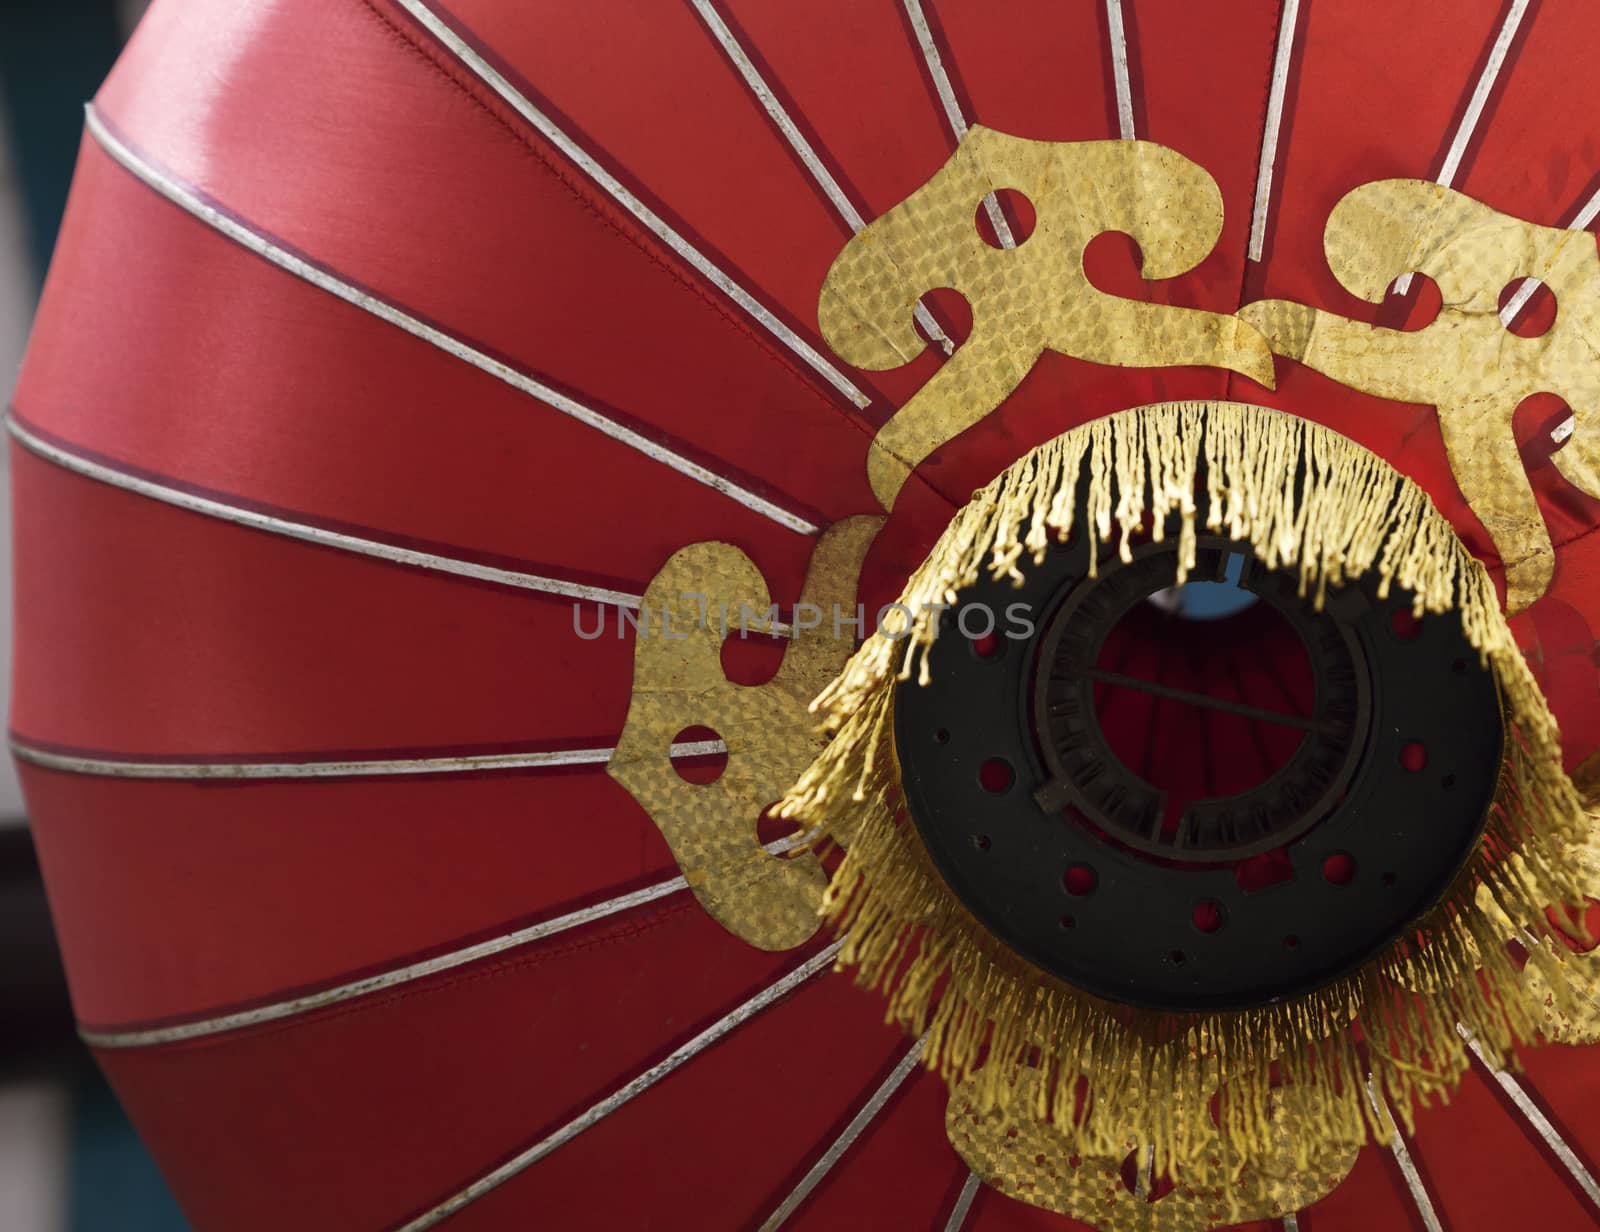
107,896,723,1053
352,0,849,415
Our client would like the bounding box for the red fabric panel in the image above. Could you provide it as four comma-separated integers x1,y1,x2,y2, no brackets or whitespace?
1460,0,1600,223
715,0,954,222
786,1069,967,1231
1406,1061,1598,1230
930,1,1118,143
433,0,854,369
23,762,672,1027
16,136,818,594
1252,0,1511,305
1137,0,1279,316
1511,1039,1600,1214
1279,1143,1421,1230
10,445,631,754
94,0,882,518
1514,594,1600,771
95,903,814,1232
421,0,961,434
441,969,907,1230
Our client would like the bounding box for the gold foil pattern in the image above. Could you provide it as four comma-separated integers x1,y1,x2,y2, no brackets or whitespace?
608,516,882,950
817,127,1275,509
1239,179,1600,613
945,1066,1356,1229
1529,947,1600,1046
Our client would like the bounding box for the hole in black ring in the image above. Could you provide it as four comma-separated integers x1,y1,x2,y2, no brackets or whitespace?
970,631,1003,661
1192,900,1226,933
979,758,1015,794
1063,864,1097,896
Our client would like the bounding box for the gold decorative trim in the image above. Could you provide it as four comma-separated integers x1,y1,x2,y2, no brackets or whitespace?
609,516,881,951
946,1065,1356,1228
780,401,1592,1176
1240,178,1600,614
817,127,1275,510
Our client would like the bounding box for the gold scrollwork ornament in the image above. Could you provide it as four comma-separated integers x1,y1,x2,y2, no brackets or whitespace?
1240,179,1600,613
818,126,1275,510
608,516,882,951
944,1065,1356,1231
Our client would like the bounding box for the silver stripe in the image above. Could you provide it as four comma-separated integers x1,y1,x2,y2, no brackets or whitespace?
10,737,726,782
1500,277,1540,325
902,0,1016,250
1437,0,1532,189
395,941,844,1232
687,0,866,232
1365,1076,1444,1232
1396,0,1532,294
8,416,647,607
82,827,817,1050
1105,0,1137,141
390,0,870,411
1248,0,1301,262
942,1171,983,1232
1459,1024,1600,1211
80,106,820,537
1282,1214,1300,1232
758,1036,927,1231
85,881,687,1048
1499,181,1600,325
686,0,954,355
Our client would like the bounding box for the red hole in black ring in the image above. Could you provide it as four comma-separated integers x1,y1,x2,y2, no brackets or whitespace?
978,758,1014,793
1192,900,1225,933
1063,864,1097,896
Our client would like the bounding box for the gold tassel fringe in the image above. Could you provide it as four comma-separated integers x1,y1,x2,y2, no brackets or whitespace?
780,401,1594,1186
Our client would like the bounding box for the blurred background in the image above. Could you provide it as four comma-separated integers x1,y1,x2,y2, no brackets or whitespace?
2,2,188,1228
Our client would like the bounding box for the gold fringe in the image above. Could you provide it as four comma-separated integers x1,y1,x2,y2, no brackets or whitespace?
781,402,1593,1190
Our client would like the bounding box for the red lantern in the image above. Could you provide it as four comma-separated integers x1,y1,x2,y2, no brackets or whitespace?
14,1,1600,1229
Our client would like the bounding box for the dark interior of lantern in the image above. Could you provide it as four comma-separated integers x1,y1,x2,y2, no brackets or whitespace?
1094,556,1316,855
